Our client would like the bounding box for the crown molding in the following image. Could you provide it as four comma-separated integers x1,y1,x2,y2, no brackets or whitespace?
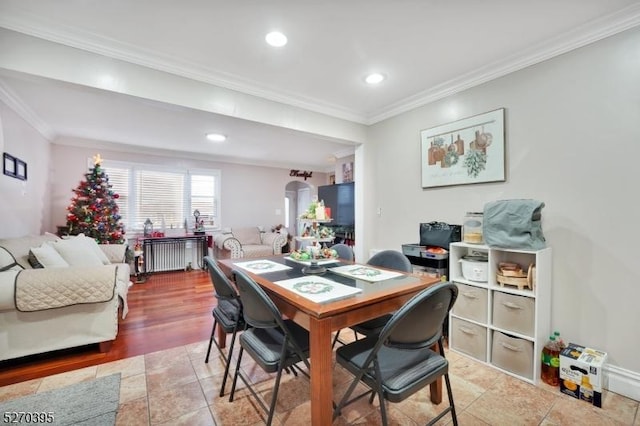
2,5,640,128
367,3,640,124
0,78,56,140
0,12,368,125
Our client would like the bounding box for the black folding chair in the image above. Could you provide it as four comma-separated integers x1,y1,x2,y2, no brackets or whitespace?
229,269,311,426
332,250,413,347
333,281,459,426
203,256,245,397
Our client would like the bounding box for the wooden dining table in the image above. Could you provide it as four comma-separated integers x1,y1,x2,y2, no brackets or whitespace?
217,255,442,426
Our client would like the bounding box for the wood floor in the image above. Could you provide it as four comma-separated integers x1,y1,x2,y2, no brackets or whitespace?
0,270,215,387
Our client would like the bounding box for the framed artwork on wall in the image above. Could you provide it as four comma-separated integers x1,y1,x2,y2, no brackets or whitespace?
420,108,505,188
3,153,16,177
15,158,27,180
342,162,353,183
3,153,28,180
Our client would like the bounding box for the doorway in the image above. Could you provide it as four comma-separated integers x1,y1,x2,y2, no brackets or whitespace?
285,181,314,250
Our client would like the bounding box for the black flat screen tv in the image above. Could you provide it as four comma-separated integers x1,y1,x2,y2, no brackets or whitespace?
318,182,354,226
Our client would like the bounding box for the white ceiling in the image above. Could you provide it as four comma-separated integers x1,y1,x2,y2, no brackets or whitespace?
1,0,639,171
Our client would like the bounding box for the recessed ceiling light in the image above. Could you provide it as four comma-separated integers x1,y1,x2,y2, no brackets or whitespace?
365,73,385,85
206,133,227,142
265,31,288,47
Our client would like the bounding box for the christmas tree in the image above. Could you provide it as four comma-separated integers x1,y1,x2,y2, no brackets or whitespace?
65,154,125,243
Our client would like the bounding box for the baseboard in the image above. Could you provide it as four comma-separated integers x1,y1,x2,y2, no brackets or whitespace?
606,364,640,402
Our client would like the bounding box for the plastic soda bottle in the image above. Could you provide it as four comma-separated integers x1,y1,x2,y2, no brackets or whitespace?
541,335,560,386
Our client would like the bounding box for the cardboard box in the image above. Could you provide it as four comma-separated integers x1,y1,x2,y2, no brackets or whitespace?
559,343,607,407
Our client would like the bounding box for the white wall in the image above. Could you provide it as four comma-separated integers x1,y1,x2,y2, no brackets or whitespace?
365,26,640,383
50,144,326,234
0,101,51,238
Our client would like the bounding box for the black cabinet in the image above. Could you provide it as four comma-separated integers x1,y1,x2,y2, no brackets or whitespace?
318,182,354,226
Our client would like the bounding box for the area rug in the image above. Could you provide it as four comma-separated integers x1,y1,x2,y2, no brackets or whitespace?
0,373,120,425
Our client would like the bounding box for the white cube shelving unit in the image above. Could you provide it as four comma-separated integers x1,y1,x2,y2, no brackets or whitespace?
448,242,552,384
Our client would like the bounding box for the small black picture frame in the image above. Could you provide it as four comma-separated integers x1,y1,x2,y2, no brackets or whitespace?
15,158,27,181
3,153,16,177
3,153,27,180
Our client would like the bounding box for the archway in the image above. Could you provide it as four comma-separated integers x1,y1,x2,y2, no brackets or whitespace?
284,180,314,251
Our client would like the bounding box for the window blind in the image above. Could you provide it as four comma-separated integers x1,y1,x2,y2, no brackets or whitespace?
135,169,185,229
191,174,217,226
103,166,130,226
101,160,220,231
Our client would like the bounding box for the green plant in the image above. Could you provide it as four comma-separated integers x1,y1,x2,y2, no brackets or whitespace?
444,150,459,167
463,150,487,178
301,201,318,219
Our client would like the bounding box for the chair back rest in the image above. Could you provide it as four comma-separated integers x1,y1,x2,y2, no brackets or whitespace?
379,282,458,350
367,250,412,272
233,269,287,329
204,256,238,300
330,243,354,261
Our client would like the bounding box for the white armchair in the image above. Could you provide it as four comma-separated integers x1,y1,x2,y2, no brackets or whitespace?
214,227,286,259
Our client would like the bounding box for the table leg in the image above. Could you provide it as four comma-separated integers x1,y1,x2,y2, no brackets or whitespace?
429,379,442,404
309,317,333,426
217,327,227,350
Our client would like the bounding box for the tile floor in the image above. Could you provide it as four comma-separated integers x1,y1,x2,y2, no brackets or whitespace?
1,337,638,426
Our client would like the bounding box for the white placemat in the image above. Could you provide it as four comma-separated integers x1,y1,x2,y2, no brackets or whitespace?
273,276,362,304
329,264,404,282
233,259,292,274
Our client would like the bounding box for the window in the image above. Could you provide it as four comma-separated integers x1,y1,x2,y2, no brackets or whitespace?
136,169,185,228
284,196,290,228
191,174,217,227
101,159,221,232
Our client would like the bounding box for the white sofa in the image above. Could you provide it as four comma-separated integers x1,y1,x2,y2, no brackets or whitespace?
214,227,287,259
0,234,130,362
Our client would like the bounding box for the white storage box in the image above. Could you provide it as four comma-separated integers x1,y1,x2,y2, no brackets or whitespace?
492,292,535,337
491,331,534,380
450,317,487,361
453,283,488,323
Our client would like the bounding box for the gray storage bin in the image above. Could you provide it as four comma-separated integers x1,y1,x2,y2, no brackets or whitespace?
491,331,534,380
452,283,488,323
450,317,487,361
492,292,535,336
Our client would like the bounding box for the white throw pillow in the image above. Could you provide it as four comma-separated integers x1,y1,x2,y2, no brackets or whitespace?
75,234,111,265
49,238,104,267
44,231,61,240
31,243,70,268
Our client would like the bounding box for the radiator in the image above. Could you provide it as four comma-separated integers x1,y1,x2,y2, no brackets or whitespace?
146,239,186,272
141,236,206,273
